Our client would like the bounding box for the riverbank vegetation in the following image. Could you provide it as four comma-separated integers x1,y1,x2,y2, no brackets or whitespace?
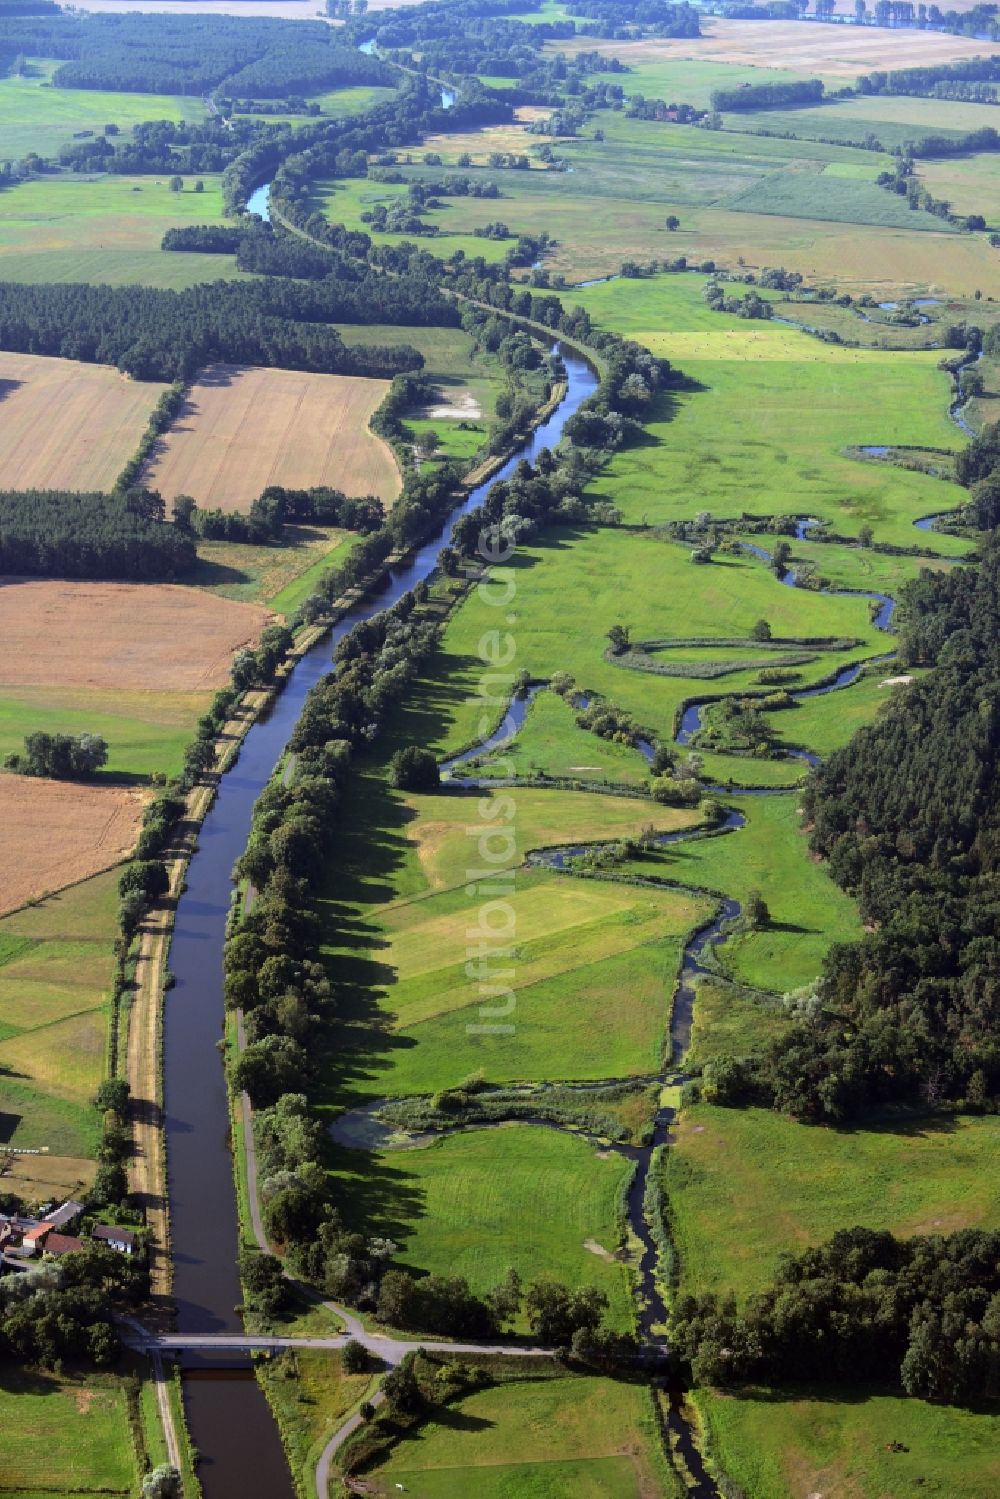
6,0,1000,1490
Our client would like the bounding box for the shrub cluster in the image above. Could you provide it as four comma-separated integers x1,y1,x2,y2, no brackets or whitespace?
672,1226,1000,1407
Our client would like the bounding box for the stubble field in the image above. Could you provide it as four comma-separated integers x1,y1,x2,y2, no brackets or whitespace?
0,578,272,692
0,352,167,492
145,364,401,510
560,18,998,78
0,777,147,917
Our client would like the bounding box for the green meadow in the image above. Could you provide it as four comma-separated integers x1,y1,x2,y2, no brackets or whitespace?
436,526,886,756
0,870,117,1171
0,172,242,289
0,1367,139,1498
618,792,862,993
723,91,1000,152
667,1104,1000,1299
0,686,203,782
570,274,969,549
316,779,709,1105
238,82,397,130
333,1125,635,1329
0,59,205,160
369,1373,677,1498
471,687,652,786
695,1386,1000,1499
309,105,979,284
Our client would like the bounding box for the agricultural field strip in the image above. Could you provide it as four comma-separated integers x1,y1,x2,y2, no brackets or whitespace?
144,364,400,510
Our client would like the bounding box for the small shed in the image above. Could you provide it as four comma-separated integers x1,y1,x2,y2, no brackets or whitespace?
92,1224,138,1255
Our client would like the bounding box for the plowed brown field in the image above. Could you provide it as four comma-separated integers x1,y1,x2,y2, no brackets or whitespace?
0,578,273,691
0,777,148,916
145,364,400,510
0,352,167,492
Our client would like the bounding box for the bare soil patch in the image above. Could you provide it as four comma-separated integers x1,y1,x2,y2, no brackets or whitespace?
0,351,167,493
145,363,400,510
0,578,272,692
0,777,148,916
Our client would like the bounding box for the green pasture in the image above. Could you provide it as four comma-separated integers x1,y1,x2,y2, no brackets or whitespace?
310,109,957,284
436,526,887,756
591,58,810,109
0,870,118,1161
0,172,242,289
337,321,508,462
334,1125,634,1328
921,149,1000,228
696,1386,1000,1499
239,82,397,130
774,296,942,347
0,685,202,781
618,792,862,993
764,667,925,762
315,778,709,1102
370,1373,676,1498
725,169,955,231
667,1103,1000,1298
0,59,205,161
723,91,1000,154
192,526,354,612
471,687,652,786
0,1367,138,1497
569,274,969,549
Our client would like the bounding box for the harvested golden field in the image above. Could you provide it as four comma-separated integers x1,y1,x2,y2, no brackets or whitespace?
0,351,167,492
73,0,420,12
562,19,994,77
0,776,147,916
145,363,400,510
0,578,272,692
421,109,570,163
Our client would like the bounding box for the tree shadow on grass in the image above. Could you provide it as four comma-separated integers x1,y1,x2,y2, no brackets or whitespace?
0,1364,61,1397
188,556,256,590
327,1140,428,1245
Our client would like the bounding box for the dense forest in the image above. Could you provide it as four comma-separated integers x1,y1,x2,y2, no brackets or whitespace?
710,78,824,111
0,278,447,380
857,55,1000,97
0,489,196,580
671,1226,1000,1407
162,221,359,281
705,541,1000,1121
0,13,393,96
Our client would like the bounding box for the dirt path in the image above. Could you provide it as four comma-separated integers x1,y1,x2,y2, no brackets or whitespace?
126,629,328,1305
127,783,211,1307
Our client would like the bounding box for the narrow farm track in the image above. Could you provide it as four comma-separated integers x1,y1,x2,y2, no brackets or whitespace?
151,1351,183,1474
127,632,330,1303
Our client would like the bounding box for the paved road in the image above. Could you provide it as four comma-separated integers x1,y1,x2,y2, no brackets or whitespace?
315,1388,386,1499
127,1329,555,1361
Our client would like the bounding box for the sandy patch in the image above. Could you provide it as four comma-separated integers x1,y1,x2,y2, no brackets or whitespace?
0,777,148,916
584,1237,616,1261
0,578,272,692
422,387,483,420
145,363,400,510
